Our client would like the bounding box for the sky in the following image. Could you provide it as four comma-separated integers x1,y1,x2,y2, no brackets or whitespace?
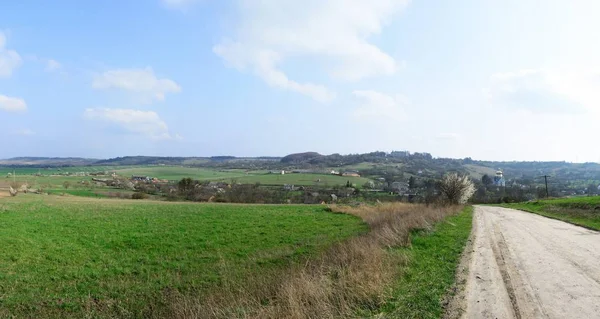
1,0,599,162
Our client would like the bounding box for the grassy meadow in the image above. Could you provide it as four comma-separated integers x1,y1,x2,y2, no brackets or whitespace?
0,195,366,317
111,166,252,181
231,172,371,186
0,166,132,176
1,166,374,191
499,196,600,230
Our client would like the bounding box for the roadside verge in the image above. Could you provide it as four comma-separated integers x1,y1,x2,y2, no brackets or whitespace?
375,206,474,318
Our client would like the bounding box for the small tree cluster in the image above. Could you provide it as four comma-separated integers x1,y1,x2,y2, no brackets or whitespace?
439,173,476,204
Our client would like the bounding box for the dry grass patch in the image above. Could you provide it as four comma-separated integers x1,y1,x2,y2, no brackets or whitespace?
165,203,462,319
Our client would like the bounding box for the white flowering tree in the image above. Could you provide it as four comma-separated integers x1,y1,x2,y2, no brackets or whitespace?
439,173,476,204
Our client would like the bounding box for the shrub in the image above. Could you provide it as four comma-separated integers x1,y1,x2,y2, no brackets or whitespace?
438,173,475,204
131,192,148,200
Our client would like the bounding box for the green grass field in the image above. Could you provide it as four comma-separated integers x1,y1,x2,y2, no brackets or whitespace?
0,166,134,176
112,166,371,186
111,166,250,181
1,165,373,188
231,173,371,186
0,195,366,317
46,189,109,198
1,166,133,190
463,164,498,179
380,206,473,318
499,196,600,230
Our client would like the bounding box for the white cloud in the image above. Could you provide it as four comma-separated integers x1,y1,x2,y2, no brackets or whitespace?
92,67,181,103
0,95,27,112
84,108,176,140
0,31,22,78
351,90,408,122
214,0,409,102
45,59,61,72
485,68,600,114
13,129,35,136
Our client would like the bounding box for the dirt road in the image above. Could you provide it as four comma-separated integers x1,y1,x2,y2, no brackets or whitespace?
463,206,600,319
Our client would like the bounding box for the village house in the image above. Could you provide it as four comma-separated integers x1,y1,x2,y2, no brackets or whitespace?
131,175,152,182
391,182,409,193
342,171,361,177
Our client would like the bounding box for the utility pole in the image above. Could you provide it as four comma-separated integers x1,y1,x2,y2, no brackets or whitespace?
540,175,550,198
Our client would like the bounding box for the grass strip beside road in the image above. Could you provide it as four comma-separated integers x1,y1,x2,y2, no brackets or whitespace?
379,206,474,318
498,198,600,231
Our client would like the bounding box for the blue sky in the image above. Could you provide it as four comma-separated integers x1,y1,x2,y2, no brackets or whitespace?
1,0,599,162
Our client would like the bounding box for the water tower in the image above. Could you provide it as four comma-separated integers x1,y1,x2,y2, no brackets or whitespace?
493,170,506,187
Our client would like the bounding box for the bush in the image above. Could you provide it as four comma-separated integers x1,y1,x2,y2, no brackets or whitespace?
438,173,475,204
131,192,148,200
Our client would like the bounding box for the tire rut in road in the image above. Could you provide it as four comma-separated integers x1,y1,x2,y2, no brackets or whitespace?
488,223,548,319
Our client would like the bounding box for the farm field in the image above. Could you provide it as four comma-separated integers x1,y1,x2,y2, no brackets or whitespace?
463,164,498,179
111,166,251,181
0,166,133,176
499,196,600,230
0,195,366,317
2,164,375,187
4,175,91,189
112,165,372,186
231,172,371,186
1,166,139,190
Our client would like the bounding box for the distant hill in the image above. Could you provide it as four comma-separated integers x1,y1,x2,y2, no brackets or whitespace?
0,157,98,167
93,156,204,166
0,155,282,167
280,152,323,164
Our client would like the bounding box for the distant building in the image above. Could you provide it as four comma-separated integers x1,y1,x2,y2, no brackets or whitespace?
342,171,361,177
131,175,151,182
493,170,506,187
391,182,409,193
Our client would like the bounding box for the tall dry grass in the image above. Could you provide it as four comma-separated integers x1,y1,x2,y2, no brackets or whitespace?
160,203,461,319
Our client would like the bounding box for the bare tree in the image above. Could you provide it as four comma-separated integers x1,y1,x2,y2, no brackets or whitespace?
439,173,475,204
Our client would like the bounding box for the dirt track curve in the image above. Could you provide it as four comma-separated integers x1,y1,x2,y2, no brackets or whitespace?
462,206,600,319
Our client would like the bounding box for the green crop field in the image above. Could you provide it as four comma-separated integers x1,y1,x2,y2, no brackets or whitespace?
0,166,139,189
0,195,366,317
46,189,109,198
0,166,132,176
230,173,371,186
111,166,371,186
111,166,250,181
499,196,600,230
3,174,89,189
